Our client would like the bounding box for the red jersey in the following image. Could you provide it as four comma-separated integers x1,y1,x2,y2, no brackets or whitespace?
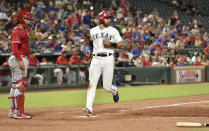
142,59,151,67
81,55,92,64
69,56,81,71
56,56,68,64
69,56,81,64
0,62,9,76
204,47,209,55
11,26,31,57
193,61,201,66
29,56,40,66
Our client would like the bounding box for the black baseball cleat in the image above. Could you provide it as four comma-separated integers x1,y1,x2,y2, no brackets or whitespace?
113,92,119,103
82,108,92,116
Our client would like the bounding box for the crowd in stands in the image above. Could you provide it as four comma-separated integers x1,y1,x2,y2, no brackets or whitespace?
0,0,209,85
171,0,200,17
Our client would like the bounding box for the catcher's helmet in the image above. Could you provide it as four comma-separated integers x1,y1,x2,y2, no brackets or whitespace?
17,10,34,30
97,11,112,24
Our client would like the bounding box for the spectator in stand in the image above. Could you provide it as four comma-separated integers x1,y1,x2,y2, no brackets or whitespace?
194,35,203,47
167,60,175,67
0,58,11,87
168,10,179,26
201,56,209,66
167,39,176,50
203,32,209,44
44,36,55,52
176,35,187,49
62,39,74,52
193,52,202,66
0,12,9,32
67,51,82,84
176,58,185,66
35,41,45,52
54,34,63,52
28,51,44,85
132,44,141,57
0,31,9,52
152,57,158,67
152,57,167,67
115,51,129,67
133,56,143,67
141,54,152,67
204,44,209,55
54,50,69,84
193,57,202,66
191,52,201,63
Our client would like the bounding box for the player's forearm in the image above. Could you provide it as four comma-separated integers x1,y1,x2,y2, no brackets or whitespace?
103,39,127,49
12,43,23,62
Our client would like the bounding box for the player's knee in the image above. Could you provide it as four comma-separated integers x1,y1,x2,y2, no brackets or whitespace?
103,84,112,92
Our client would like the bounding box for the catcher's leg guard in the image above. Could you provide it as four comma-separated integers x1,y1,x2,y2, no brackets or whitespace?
17,94,24,114
15,94,32,119
8,84,16,118
13,80,31,119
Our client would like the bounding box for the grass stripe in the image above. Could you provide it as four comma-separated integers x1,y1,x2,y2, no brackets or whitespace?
0,83,209,109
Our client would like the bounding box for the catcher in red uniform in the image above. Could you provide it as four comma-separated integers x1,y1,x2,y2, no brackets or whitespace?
8,10,34,119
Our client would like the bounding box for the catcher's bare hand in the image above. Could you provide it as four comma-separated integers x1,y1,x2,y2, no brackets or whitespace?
19,61,25,70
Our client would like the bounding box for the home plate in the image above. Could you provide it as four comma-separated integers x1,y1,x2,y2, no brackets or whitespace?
74,115,100,118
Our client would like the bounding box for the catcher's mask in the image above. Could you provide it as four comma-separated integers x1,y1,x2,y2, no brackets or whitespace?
17,10,34,30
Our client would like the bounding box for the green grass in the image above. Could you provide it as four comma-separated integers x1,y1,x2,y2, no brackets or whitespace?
0,83,209,109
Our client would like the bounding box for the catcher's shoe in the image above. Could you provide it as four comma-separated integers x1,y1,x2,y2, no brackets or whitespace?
113,92,119,103
15,113,32,119
8,110,14,118
82,108,92,116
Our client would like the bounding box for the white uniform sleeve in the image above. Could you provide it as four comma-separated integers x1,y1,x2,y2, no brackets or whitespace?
89,29,93,40
112,28,123,43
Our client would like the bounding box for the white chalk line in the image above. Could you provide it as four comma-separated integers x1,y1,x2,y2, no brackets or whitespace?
120,100,209,112
73,115,100,118
119,117,209,121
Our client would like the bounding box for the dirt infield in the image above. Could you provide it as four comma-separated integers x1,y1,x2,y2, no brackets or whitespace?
1,95,209,131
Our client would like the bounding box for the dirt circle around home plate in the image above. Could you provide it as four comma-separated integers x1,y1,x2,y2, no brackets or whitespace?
1,95,209,131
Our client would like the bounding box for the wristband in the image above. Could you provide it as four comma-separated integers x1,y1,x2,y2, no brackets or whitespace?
123,40,128,50
111,42,117,48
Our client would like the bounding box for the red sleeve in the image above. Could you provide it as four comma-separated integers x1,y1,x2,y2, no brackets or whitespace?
81,59,85,64
11,30,21,44
69,57,73,62
12,43,22,62
56,57,60,64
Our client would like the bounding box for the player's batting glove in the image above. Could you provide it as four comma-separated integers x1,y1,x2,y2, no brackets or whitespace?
123,40,128,50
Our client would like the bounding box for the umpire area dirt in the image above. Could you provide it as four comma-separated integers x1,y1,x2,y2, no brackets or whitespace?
1,95,209,131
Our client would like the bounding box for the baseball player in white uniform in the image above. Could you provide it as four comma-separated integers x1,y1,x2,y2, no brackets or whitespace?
83,11,128,116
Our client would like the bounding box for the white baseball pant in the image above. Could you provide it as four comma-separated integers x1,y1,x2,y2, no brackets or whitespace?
86,55,118,112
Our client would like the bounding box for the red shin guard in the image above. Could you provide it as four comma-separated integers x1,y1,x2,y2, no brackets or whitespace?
17,94,25,114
